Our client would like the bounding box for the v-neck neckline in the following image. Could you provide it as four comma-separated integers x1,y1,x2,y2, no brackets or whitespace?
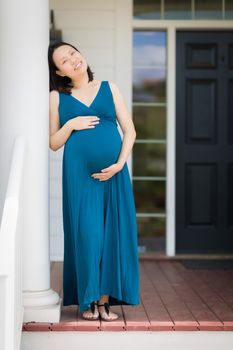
70,81,103,109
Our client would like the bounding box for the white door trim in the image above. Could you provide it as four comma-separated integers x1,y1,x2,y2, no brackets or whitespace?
133,20,233,256
115,0,133,178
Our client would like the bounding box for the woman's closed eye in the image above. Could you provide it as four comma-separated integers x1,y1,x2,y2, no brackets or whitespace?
62,52,76,64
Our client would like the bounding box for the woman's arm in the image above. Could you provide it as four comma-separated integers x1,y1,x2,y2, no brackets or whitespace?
109,81,136,169
91,81,136,181
49,90,73,151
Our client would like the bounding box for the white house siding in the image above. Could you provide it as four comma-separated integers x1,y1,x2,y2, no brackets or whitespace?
49,0,132,260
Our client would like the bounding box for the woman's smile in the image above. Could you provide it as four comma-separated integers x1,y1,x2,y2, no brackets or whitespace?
74,61,82,70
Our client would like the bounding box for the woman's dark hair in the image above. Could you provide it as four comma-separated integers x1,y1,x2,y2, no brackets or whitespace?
48,41,94,94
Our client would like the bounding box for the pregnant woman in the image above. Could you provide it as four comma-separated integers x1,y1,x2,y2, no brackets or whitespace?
48,41,140,321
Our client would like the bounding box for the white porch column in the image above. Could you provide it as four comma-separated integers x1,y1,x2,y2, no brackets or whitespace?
0,0,61,322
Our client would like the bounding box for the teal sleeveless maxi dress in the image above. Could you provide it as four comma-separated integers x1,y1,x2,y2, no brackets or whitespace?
58,80,140,312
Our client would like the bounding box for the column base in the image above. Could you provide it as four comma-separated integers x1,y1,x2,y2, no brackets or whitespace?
23,289,62,322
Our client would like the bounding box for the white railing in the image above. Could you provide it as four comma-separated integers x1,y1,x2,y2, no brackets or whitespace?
0,135,26,350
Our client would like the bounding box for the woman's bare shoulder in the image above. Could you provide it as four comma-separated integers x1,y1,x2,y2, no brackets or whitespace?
49,89,59,98
49,90,59,106
107,81,122,98
107,80,118,88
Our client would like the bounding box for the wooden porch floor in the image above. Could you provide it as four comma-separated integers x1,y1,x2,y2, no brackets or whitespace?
22,260,233,332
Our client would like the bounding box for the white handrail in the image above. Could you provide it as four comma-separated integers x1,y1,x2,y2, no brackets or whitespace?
0,135,26,350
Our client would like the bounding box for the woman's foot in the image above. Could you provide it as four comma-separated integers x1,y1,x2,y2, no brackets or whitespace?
82,301,99,320
97,301,119,321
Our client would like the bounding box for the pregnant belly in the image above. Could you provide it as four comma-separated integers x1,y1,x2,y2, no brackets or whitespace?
64,121,122,173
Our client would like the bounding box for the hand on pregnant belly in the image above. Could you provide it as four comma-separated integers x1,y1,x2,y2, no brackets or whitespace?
70,115,100,130
91,162,123,181
66,116,123,179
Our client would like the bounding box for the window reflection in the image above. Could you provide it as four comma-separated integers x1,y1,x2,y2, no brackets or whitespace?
133,0,161,19
226,0,233,19
195,0,222,19
133,180,166,213
164,0,192,19
133,31,166,66
133,143,166,177
137,216,166,252
133,68,166,103
137,216,165,237
133,106,166,139
133,31,166,103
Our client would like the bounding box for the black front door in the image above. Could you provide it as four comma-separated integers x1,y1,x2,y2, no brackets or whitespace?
176,31,233,253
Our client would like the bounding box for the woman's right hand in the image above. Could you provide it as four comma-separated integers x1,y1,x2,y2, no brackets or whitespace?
69,115,100,131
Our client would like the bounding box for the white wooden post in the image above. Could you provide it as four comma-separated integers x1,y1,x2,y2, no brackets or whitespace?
0,0,61,322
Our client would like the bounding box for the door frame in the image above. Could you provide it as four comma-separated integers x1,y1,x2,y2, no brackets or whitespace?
133,19,233,257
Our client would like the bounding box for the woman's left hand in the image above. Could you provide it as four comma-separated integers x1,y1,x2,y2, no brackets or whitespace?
91,163,123,181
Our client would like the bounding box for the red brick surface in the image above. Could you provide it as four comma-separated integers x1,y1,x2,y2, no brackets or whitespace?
22,261,233,332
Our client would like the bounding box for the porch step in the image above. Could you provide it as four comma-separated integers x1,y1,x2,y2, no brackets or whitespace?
21,331,233,350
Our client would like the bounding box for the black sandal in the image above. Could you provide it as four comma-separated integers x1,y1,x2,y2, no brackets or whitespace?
97,302,119,321
82,301,99,320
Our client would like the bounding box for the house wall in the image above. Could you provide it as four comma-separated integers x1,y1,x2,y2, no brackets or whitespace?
49,0,132,260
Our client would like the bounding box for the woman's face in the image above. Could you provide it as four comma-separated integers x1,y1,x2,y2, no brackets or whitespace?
53,44,88,79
